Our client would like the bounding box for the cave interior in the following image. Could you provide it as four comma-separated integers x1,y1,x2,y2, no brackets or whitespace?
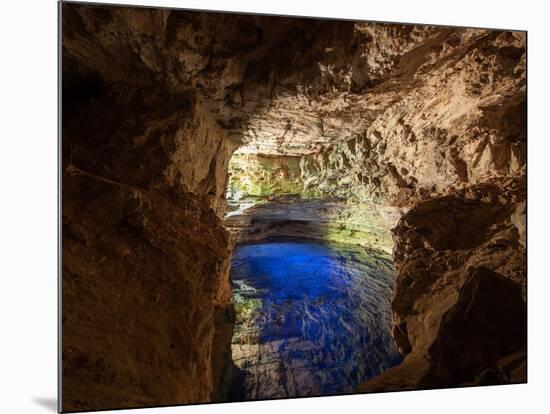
61,3,527,412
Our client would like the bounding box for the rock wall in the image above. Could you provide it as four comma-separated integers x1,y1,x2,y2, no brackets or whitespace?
226,196,395,253
226,154,397,252
61,90,236,410
357,177,526,391
61,4,239,410
227,154,304,198
62,173,232,410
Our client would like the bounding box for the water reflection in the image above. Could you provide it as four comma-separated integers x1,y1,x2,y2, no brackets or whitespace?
230,238,402,400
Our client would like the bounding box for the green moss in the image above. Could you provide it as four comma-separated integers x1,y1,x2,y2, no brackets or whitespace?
228,154,305,198
234,295,262,320
227,153,395,253
324,226,390,252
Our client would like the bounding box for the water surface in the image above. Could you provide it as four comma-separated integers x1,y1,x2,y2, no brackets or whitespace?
230,239,402,400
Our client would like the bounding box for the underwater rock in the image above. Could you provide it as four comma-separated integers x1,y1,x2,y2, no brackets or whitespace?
229,240,401,399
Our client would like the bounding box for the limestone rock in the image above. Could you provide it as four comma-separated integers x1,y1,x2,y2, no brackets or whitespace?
357,177,526,392
426,266,526,386
62,171,232,411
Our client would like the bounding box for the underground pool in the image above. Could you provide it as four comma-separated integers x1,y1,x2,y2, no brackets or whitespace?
229,238,403,400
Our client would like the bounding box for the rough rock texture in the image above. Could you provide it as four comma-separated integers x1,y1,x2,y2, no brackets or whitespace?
61,4,240,410
227,154,304,198
61,2,526,409
357,177,526,391
225,22,525,250
62,170,232,410
225,153,404,252
226,196,395,253
427,266,526,385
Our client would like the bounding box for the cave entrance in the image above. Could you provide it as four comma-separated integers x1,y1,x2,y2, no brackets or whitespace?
222,150,402,400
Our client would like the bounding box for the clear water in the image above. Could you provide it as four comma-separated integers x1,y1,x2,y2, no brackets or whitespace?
230,239,402,400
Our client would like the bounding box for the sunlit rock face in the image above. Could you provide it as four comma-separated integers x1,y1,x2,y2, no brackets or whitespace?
226,196,395,253
231,27,526,214
225,154,401,252
230,240,402,399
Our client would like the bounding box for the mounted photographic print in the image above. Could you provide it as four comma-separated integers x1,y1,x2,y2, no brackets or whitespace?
59,1,527,412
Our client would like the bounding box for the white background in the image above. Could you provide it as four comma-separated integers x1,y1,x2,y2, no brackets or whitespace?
0,0,547,413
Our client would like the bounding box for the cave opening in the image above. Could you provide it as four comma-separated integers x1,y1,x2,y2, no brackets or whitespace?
222,148,402,400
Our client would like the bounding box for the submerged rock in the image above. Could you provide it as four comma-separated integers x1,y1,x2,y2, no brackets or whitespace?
229,239,402,399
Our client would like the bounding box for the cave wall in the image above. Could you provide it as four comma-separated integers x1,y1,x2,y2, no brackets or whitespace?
61,4,240,410
226,154,395,251
228,153,304,197
227,23,526,250
61,82,236,410
62,172,232,410
293,30,526,207
226,195,395,252
357,177,526,391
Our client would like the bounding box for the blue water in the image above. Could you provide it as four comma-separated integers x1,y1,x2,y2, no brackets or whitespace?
230,239,402,400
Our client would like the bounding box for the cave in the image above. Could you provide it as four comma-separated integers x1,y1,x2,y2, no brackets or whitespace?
61,3,527,412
